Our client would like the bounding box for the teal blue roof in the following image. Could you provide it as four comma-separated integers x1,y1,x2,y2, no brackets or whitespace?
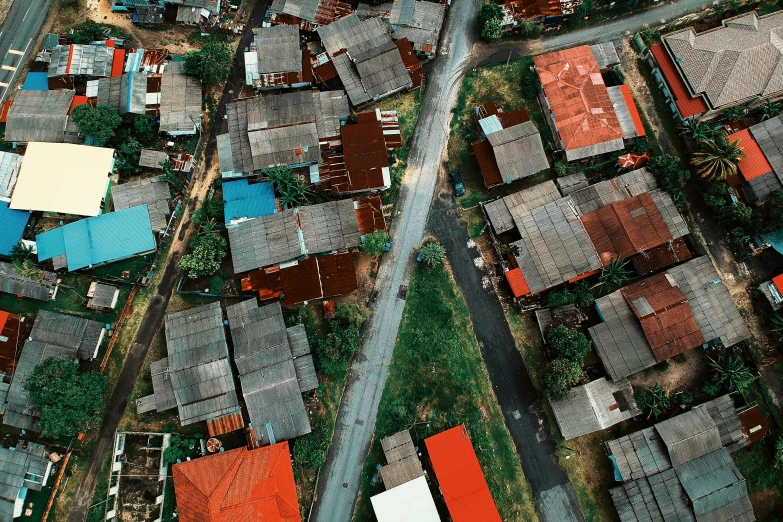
36,205,156,271
0,201,30,256
763,229,783,255
223,179,276,224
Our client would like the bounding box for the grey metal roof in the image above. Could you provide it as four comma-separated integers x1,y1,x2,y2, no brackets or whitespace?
48,44,114,77
569,168,657,217
138,149,169,169
0,261,58,301
254,26,302,74
608,86,642,139
356,2,393,20
317,15,390,57
483,180,561,234
87,282,120,310
656,407,723,467
228,209,303,273
216,133,235,175
590,290,657,380
134,5,164,23
674,448,752,520
663,11,783,109
550,377,640,440
666,257,750,348
749,114,783,186
226,299,317,444
312,90,350,139
120,72,148,114
4,90,74,143
698,395,746,453
159,61,202,135
148,357,177,412
169,0,220,13
270,0,321,23
486,121,549,183
510,196,603,294
0,445,51,519
390,0,414,25
299,199,361,253
556,172,589,196
161,302,241,426
746,170,783,203
379,429,423,489
608,426,673,482
0,151,22,199
29,310,105,360
249,122,320,169
565,137,625,162
176,4,202,23
590,42,620,69
649,189,690,239
340,41,411,106
112,177,171,230
391,0,445,50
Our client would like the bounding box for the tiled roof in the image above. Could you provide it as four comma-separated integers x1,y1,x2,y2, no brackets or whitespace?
731,128,773,181
534,45,625,161
663,11,783,110
425,426,501,522
173,444,300,522
649,43,709,119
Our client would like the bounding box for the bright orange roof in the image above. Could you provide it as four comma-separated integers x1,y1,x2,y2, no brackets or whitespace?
534,45,624,153
772,274,783,294
173,443,300,522
505,267,530,297
650,44,708,119
111,49,125,77
425,425,501,522
69,95,89,113
731,128,772,181
619,84,646,137
0,311,8,331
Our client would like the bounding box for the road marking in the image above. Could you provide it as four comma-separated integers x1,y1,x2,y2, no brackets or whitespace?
8,50,24,56
1,65,16,71
22,4,32,22
0,38,32,102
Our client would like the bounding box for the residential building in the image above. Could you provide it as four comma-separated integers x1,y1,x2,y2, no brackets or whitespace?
0,151,23,199
137,302,244,435
425,425,502,522
3,311,106,430
112,178,172,231
319,109,403,193
589,257,750,381
36,205,156,271
501,0,563,30
227,299,319,444
648,11,783,121
371,477,441,522
378,430,424,489
0,200,29,257
607,395,762,521
88,72,149,115
132,4,165,24
389,0,446,56
10,143,115,217
0,310,25,382
159,61,202,136
138,149,168,169
0,442,53,520
759,273,783,310
4,90,74,143
483,169,688,296
550,377,640,440
471,102,549,188
48,44,121,79
0,261,59,301
172,443,300,522
244,26,313,89
316,16,422,107
727,115,783,204
534,45,644,161
268,0,354,31
223,178,277,225
219,90,349,176
168,0,221,16
86,282,121,311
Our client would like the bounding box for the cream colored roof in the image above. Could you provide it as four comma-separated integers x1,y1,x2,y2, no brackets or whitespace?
10,143,114,216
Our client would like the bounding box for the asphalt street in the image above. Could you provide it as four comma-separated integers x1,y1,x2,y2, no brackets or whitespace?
0,0,53,101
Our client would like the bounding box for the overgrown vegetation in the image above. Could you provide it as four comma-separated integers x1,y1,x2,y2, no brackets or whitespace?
634,383,671,420
543,326,590,400
265,165,309,207
310,303,371,378
66,20,129,44
478,3,503,42
179,197,227,279
163,435,200,464
71,104,122,143
183,41,233,83
546,280,595,308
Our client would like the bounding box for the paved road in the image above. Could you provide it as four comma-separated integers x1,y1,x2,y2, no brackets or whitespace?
64,2,270,520
308,1,484,520
0,0,53,101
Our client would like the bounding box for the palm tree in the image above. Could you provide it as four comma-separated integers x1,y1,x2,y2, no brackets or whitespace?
708,355,755,394
682,117,717,142
724,106,745,123
761,99,782,121
691,134,746,180
266,164,309,207
10,242,34,263
596,257,630,292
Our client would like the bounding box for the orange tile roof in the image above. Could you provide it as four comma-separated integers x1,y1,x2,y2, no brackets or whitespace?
425,425,502,522
649,44,708,119
619,84,646,137
534,45,624,153
173,444,300,522
505,267,530,297
731,128,773,181
772,274,783,294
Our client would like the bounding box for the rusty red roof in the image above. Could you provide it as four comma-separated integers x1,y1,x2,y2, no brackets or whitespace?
206,412,245,437
322,117,389,193
738,405,769,445
395,38,424,88
631,237,692,276
0,310,22,378
621,272,704,361
650,44,708,119
730,128,773,181
582,193,673,265
472,138,503,188
534,45,624,154
356,196,386,236
504,0,562,19
172,443,300,522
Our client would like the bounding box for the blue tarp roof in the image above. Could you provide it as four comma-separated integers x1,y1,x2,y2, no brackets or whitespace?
36,205,156,271
21,72,49,91
0,201,30,257
763,229,783,256
223,179,276,224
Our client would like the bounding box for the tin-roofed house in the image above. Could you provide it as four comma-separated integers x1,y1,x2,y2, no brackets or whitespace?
112,178,172,231
245,26,313,90
0,200,30,258
222,178,276,226
227,299,318,444
4,90,75,144
86,282,121,311
87,72,149,116
3,311,106,430
48,44,119,80
534,45,645,161
159,61,202,136
0,151,23,199
606,395,760,521
389,0,446,56
269,0,354,31
590,256,750,381
36,205,157,271
760,273,783,311
727,115,783,204
0,442,54,520
0,261,59,301
219,90,349,176
136,302,245,436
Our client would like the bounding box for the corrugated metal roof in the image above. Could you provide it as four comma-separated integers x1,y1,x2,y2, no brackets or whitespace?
36,205,156,271
4,90,74,143
731,128,773,181
21,72,50,91
0,201,29,257
223,179,276,224
112,177,171,231
0,261,58,301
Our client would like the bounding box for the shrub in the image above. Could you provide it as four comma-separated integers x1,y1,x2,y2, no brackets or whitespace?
361,230,389,257
702,381,721,397
573,280,595,308
547,325,592,362
179,233,226,279
544,358,582,401
554,162,568,177
163,435,199,464
208,275,225,294
679,393,694,406
709,355,755,394
419,241,446,267
647,154,690,193
635,383,670,420
547,287,575,307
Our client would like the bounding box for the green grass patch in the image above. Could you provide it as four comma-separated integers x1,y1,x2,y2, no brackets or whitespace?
448,57,553,209
354,263,538,522
733,435,783,518
86,451,113,522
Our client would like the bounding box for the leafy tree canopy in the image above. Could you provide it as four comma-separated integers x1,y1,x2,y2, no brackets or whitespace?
361,230,389,257
183,42,233,83
71,104,122,143
25,358,107,438
647,154,690,193
163,435,199,464
635,383,671,420
544,358,582,401
547,325,592,362
478,3,503,42
265,165,309,207
179,232,226,279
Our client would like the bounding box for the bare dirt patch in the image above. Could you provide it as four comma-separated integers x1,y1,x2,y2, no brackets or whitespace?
630,349,711,394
